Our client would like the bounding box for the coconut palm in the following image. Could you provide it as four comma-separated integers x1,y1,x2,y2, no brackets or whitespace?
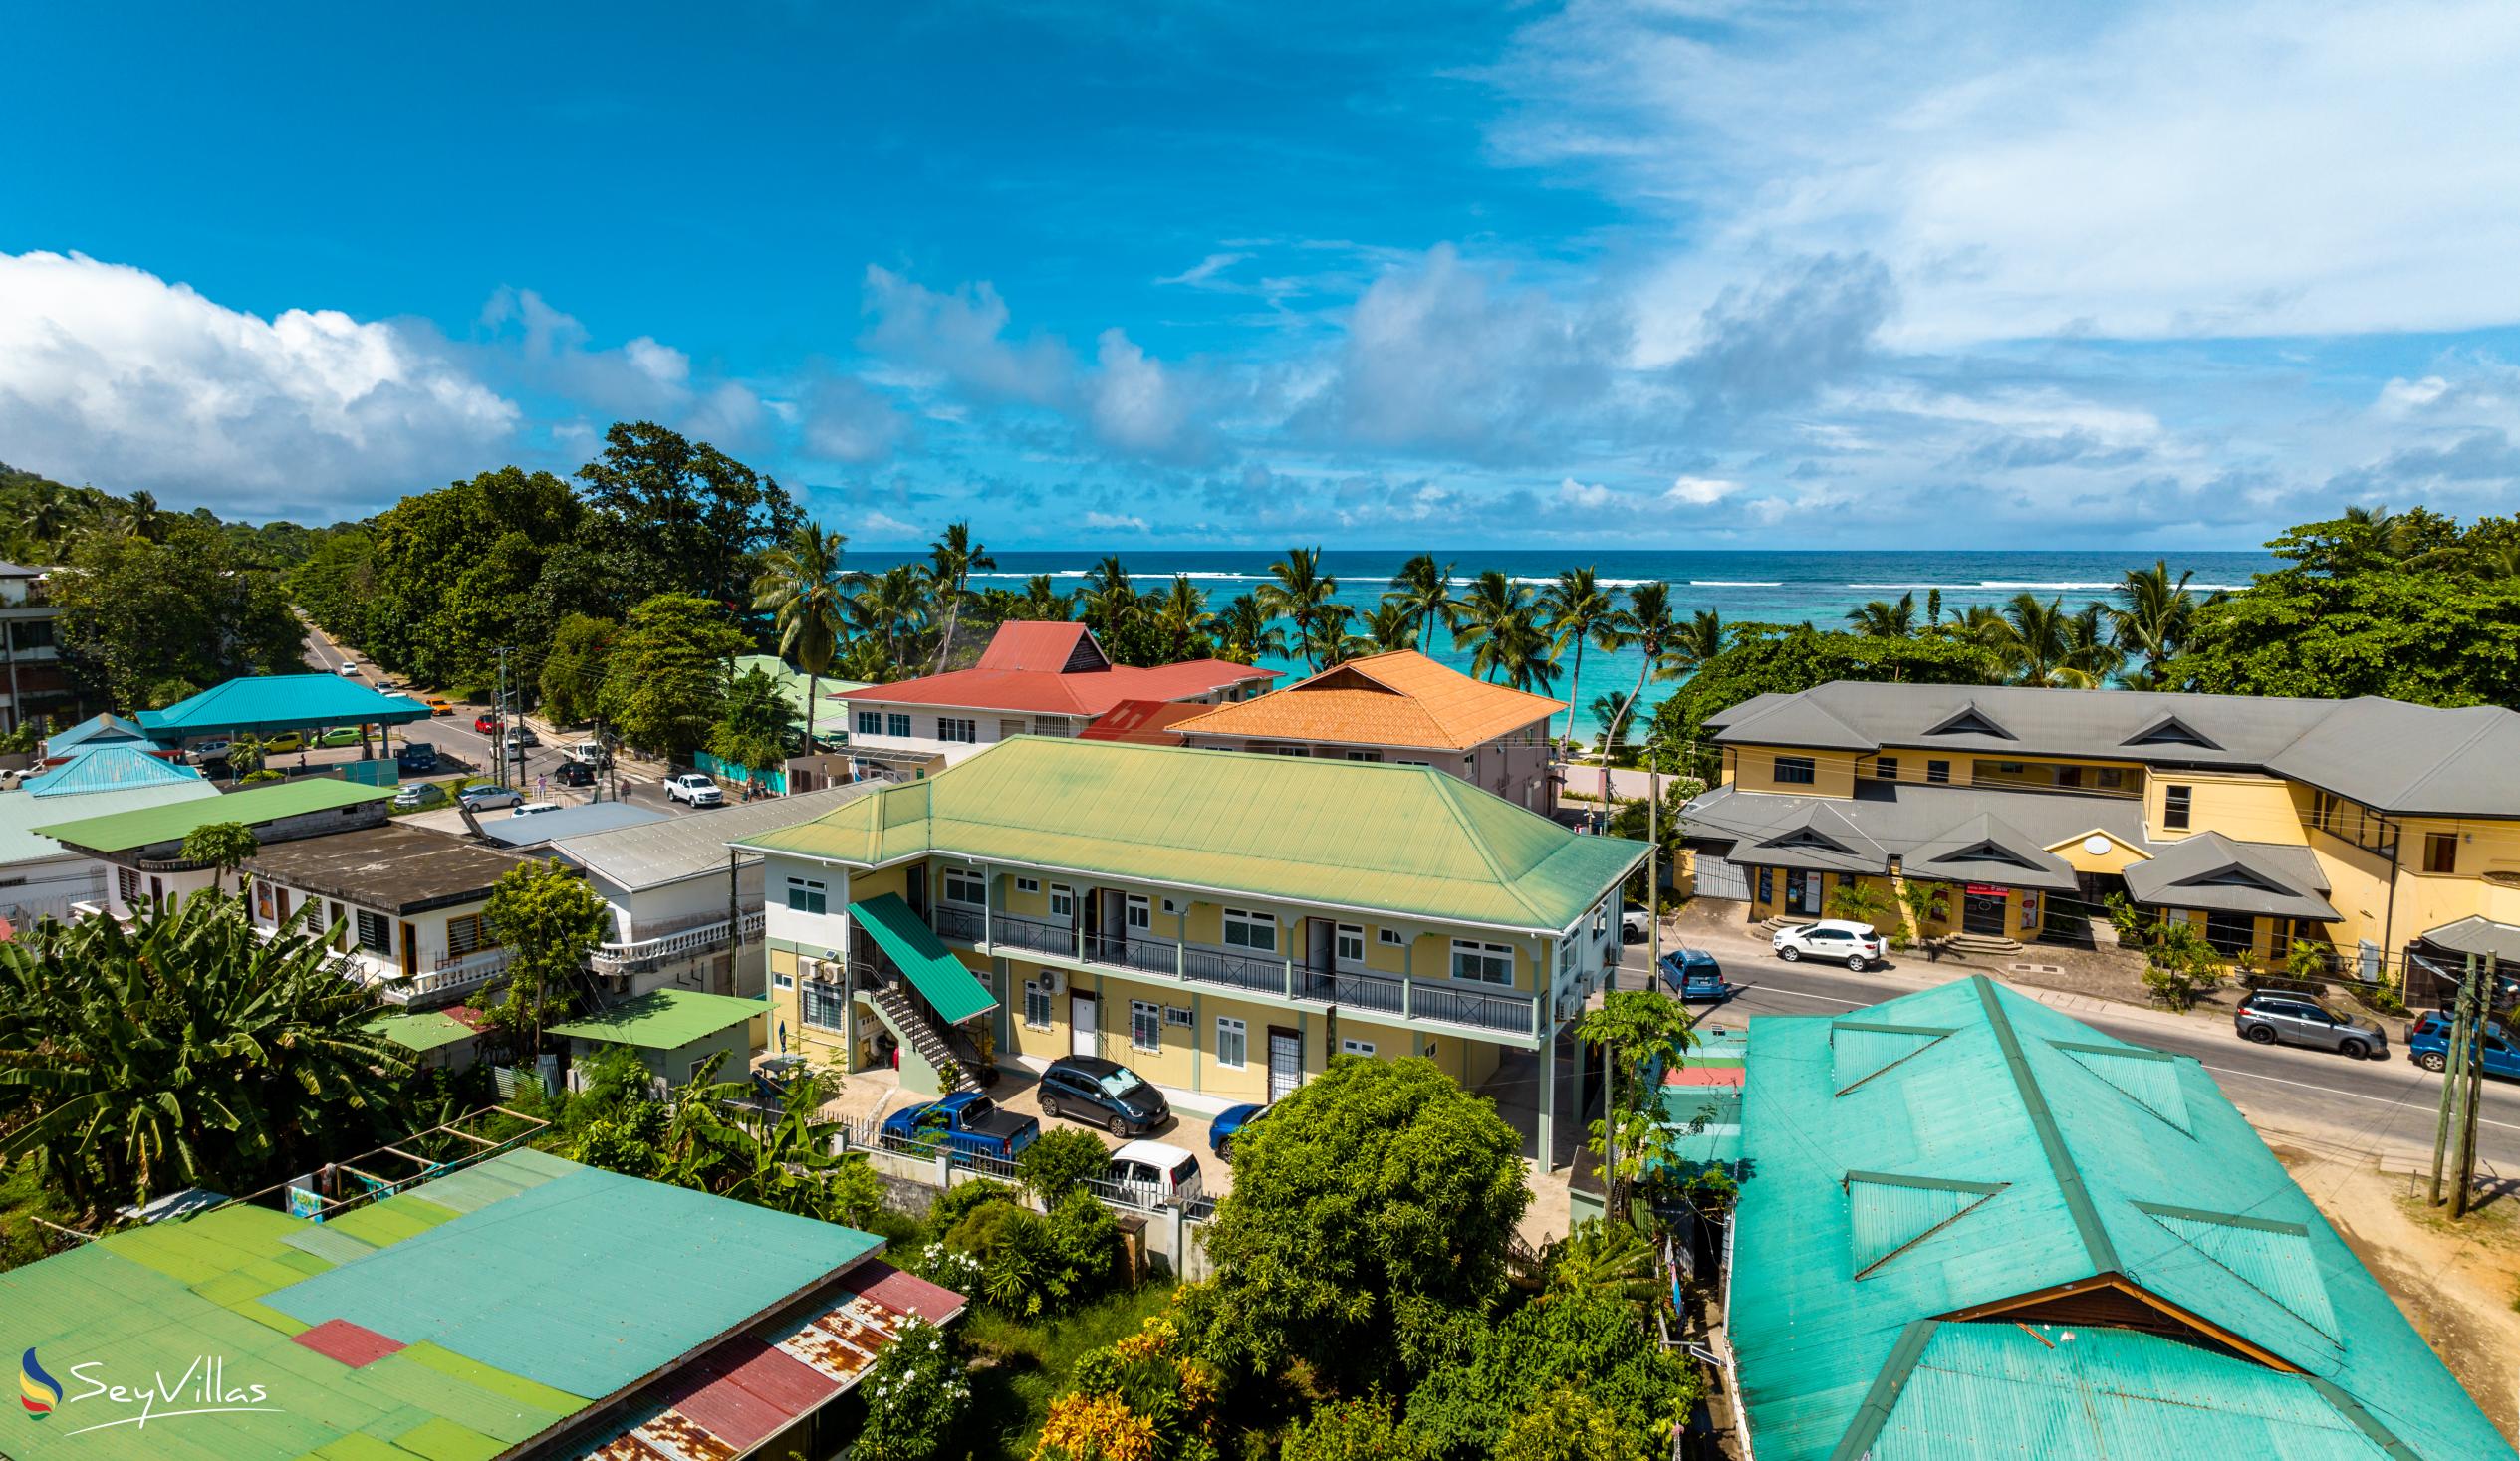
1014,574,1077,620
1080,555,1140,634
1448,571,1531,681
1668,608,1728,678
850,563,934,675
1981,594,2106,686
1538,568,1624,761
2106,560,2198,689
1155,575,1214,660
926,522,995,671
1362,601,1418,653
1384,552,1457,652
2057,603,2124,689
1845,592,1917,638
1212,594,1287,665
122,490,165,544
1257,547,1340,672
1590,694,1632,758
751,523,854,750
1485,610,1562,695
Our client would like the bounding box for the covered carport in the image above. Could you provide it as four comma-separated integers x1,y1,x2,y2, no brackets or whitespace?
136,673,433,762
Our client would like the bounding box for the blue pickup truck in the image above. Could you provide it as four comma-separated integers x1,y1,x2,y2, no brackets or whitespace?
880,1092,1042,1164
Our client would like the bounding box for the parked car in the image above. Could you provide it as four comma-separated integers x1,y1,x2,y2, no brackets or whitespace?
1773,919,1888,970
424,697,456,717
395,742,439,772
185,739,233,765
2409,1013,2520,1079
1657,947,1730,1002
262,733,304,754
666,773,724,807
879,1092,1042,1164
391,781,449,810
473,714,499,735
554,759,597,787
316,727,362,748
1107,1139,1204,1207
1621,903,1652,943
457,783,524,811
567,739,612,767
2232,990,2390,1059
1038,1056,1171,1136
1208,1102,1268,1158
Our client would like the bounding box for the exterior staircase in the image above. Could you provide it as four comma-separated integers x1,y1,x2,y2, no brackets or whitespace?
1757,914,1802,933
868,982,980,1095
1942,931,2025,959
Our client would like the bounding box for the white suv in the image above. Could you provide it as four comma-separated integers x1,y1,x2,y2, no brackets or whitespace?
666,773,723,807
1773,919,1888,970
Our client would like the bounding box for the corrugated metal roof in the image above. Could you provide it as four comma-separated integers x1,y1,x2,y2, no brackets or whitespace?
552,783,879,891
1730,976,2512,1461
476,801,668,847
852,893,998,1024
20,744,206,797
2416,914,2520,963
30,777,393,853
739,737,1647,931
40,712,145,755
0,779,222,865
133,673,434,738
1169,650,1562,750
548,990,764,1051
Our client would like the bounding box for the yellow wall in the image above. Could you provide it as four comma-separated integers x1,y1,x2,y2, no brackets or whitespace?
1735,747,1856,799
2141,770,2302,846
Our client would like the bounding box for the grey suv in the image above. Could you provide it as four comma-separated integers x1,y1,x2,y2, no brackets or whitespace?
2233,991,2389,1059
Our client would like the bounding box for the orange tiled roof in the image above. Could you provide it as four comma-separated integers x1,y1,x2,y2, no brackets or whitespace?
1168,650,1563,751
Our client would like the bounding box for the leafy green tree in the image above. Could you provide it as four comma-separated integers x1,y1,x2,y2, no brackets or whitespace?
854,1317,972,1461
1896,878,1951,949
1572,989,1695,1214
928,1180,1120,1317
287,527,379,648
1845,592,1917,638
1014,573,1077,620
1019,1125,1115,1204
1404,1284,1696,1461
1193,1056,1527,1391
1154,574,1216,661
751,522,853,750
360,467,581,691
480,859,610,1057
1034,1310,1222,1461
537,613,619,726
574,421,799,607
565,1051,882,1225
851,563,936,673
1825,879,1894,929
1449,570,1531,681
178,822,260,895
50,524,307,709
601,594,748,757
1539,1220,1659,1320
2106,560,2205,689
1282,1397,1434,1460
708,666,794,789
0,889,411,1217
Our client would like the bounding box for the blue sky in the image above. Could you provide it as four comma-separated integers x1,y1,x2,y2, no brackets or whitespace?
4,1,2518,549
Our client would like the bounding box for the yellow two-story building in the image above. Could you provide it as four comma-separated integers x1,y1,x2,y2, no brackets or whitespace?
1681,683,2520,1002
736,736,1646,1158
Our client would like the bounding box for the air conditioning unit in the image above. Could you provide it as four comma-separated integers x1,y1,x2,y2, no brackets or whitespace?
1038,969,1063,995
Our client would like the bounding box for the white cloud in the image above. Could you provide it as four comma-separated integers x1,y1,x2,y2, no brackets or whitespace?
857,510,924,541
1154,252,1251,289
1089,329,1214,461
0,250,516,513
800,375,909,464
1664,474,1740,506
1083,510,1149,532
859,266,1076,406
480,287,768,450
1557,476,1615,509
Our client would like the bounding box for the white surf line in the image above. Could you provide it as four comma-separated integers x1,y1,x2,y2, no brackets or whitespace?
1748,981,2520,1134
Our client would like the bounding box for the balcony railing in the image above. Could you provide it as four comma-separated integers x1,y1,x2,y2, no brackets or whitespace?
379,947,509,1007
927,903,1541,1036
592,910,765,977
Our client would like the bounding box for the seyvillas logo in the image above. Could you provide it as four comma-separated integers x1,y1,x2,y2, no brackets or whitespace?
13,1350,279,1436
19,1348,61,1418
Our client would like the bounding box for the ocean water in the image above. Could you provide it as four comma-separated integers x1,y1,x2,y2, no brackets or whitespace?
857,549,2280,738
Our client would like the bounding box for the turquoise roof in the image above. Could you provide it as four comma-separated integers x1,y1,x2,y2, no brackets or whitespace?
21,745,206,797
42,711,145,754
1731,976,2510,1461
135,673,434,740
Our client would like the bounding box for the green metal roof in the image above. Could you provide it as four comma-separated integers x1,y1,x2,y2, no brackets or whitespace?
135,674,434,741
0,780,222,864
852,892,999,1024
734,654,869,729
739,737,1647,932
547,989,764,1051
32,777,395,853
363,1011,479,1054
1730,976,2511,1461
0,1149,885,1461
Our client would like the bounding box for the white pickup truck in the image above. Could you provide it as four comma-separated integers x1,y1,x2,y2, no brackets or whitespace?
665,773,724,807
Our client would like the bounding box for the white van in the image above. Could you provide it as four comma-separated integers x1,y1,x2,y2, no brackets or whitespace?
567,740,610,767
1107,1139,1203,1208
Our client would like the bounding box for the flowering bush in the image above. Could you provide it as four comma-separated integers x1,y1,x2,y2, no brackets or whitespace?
855,1317,971,1461
1030,1312,1219,1461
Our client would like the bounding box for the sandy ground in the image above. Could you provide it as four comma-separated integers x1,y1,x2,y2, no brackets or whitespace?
2277,1138,2520,1437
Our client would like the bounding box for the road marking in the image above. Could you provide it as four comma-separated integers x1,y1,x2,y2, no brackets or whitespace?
1738,983,1867,1007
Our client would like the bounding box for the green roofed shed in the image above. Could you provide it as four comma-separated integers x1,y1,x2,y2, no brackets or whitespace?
135,673,434,744
735,737,1647,933
549,990,763,1087
364,1011,479,1055
853,891,998,1023
32,777,395,854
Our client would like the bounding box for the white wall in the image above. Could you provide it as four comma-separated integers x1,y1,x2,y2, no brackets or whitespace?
840,705,1086,766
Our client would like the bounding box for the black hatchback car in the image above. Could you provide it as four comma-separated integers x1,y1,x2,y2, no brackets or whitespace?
1038,1056,1170,1136
554,760,598,787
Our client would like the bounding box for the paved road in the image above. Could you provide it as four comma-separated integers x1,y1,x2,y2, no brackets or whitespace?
1619,933,2519,1173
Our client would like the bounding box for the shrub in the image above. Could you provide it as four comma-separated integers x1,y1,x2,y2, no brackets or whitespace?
1281,1396,1433,1460
854,1317,971,1461
1021,1126,1114,1203
930,1177,1016,1230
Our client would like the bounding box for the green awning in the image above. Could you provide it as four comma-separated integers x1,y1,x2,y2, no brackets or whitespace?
852,892,998,1025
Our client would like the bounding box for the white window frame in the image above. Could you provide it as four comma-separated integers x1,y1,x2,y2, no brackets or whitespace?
1222,907,1277,953
937,716,978,744
1160,896,1181,916
941,867,985,906
1214,1016,1247,1069
1127,894,1152,931
785,876,827,915
1345,750,1382,762
1335,923,1366,969
1016,876,1041,894
1341,1038,1378,1057
773,970,796,991
1023,980,1053,1030
1379,928,1404,947
1450,938,1514,986
1163,1005,1192,1028
1048,883,1075,919
1131,1000,1162,1053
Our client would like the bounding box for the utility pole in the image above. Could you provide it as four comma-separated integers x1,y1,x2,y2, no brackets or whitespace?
2452,954,2495,1219
2428,953,2471,1206
494,646,511,790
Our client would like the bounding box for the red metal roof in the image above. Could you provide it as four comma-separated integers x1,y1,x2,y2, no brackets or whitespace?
851,1261,970,1323
1079,699,1211,744
837,659,1275,717
656,1337,831,1451
292,1318,406,1367
976,620,1105,672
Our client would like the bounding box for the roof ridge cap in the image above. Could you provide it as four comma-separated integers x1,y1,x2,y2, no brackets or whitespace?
1426,772,1556,925
1970,976,2120,1276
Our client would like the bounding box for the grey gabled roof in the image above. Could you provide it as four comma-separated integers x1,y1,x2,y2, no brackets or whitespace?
1705,682,2520,818
1898,811,2080,892
1737,802,1891,874
551,783,880,892
2119,832,2339,921
2412,915,2520,965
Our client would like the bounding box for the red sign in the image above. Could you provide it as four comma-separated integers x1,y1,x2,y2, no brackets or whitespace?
1964,884,2008,896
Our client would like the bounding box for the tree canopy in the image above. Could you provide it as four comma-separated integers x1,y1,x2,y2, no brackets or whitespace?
480,859,611,1057
575,420,800,607
1647,623,2000,764
50,521,308,708
601,593,749,757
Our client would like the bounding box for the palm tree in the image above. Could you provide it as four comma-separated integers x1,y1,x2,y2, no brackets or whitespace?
1981,594,2095,686
1668,608,1727,679
2106,560,2198,689
2057,603,2123,689
123,490,164,543
1600,584,1697,954
1080,555,1139,635
0,889,411,1217
1483,609,1562,694
24,481,76,552
1362,601,1418,652
1384,553,1457,652
850,564,934,675
1589,694,1632,759
178,822,260,895
926,522,995,671
1016,574,1077,620
1925,588,1943,628
1213,594,1287,665
1257,547,1339,672
752,523,854,751
1538,569,1623,762
1845,592,1917,638
1448,571,1531,681
1155,575,1214,660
